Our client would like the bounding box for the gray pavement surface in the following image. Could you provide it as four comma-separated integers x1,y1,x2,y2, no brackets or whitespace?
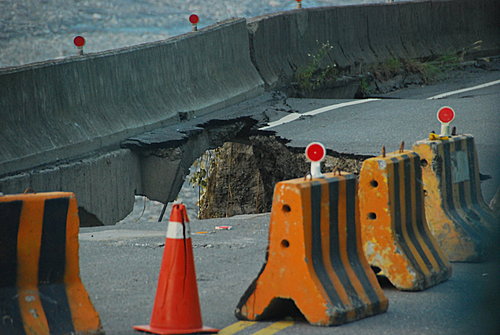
79,213,500,335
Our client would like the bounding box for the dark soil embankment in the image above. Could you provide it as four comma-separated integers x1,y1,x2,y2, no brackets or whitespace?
198,136,365,219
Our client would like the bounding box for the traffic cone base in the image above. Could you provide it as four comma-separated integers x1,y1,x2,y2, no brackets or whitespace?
133,324,219,335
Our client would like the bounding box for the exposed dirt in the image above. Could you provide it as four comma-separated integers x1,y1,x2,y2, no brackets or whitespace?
198,136,365,219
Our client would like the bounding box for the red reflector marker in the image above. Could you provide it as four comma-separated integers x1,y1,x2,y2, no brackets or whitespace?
306,142,326,162
73,36,85,48
189,14,200,24
305,142,326,179
437,106,456,137
437,106,455,124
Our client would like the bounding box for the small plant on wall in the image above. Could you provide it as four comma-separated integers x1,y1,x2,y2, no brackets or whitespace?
295,40,338,93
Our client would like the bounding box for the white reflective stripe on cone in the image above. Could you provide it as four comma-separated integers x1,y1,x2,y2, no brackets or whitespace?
166,221,191,239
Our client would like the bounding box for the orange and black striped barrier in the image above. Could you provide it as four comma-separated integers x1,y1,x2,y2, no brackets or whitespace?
235,173,388,326
413,135,497,262
0,192,102,335
358,150,452,291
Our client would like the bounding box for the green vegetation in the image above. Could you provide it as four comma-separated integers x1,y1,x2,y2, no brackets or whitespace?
188,148,221,218
359,77,372,96
368,55,462,84
295,41,338,92
295,40,482,96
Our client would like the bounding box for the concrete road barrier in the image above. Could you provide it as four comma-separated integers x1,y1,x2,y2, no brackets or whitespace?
235,173,388,326
0,192,102,335
0,18,263,178
0,18,263,225
413,135,497,262
358,150,452,291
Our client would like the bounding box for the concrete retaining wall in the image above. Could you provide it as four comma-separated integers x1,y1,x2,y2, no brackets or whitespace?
0,18,264,177
0,149,140,226
249,0,500,88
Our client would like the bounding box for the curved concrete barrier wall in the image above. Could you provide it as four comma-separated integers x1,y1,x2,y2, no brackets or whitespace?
249,0,500,88
0,149,139,226
0,18,264,176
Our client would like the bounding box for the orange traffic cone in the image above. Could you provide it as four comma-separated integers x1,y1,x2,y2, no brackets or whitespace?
133,204,219,334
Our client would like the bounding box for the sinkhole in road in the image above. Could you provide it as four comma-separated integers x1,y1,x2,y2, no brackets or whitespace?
120,119,369,225
181,136,367,220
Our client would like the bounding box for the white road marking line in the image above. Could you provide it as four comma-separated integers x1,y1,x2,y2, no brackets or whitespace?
426,79,500,100
260,112,302,130
259,98,380,130
259,79,500,130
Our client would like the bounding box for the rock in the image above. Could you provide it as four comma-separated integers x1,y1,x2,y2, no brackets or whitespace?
375,74,404,93
289,75,361,99
403,73,424,86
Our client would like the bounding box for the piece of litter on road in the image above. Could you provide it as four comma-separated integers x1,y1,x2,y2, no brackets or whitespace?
194,231,211,234
215,226,232,230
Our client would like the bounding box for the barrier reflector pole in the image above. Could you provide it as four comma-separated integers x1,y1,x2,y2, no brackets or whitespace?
0,192,102,335
413,135,497,262
359,151,452,291
235,173,388,326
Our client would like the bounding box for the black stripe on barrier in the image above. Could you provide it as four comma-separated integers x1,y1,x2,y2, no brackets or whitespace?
235,253,269,318
38,284,75,335
343,176,381,312
0,200,22,287
0,200,26,335
39,198,69,284
390,158,424,278
402,155,433,274
441,141,482,245
310,182,345,319
465,136,497,224
0,287,26,335
454,140,482,224
412,155,449,272
327,178,360,321
39,197,75,335
465,136,481,205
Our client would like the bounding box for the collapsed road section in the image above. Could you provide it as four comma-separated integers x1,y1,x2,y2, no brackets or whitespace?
1,0,498,225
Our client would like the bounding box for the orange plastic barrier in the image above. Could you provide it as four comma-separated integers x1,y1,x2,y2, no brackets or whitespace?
0,192,102,335
358,151,452,291
134,204,218,335
413,135,497,262
235,173,388,326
